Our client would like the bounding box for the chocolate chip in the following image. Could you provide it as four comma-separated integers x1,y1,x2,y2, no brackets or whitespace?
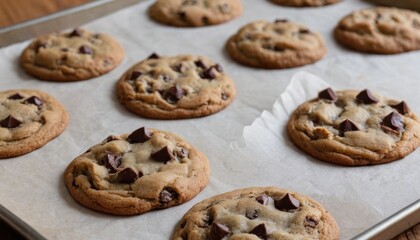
130,71,142,80
116,168,139,183
390,101,410,115
356,89,378,104
8,93,24,100
23,96,43,107
102,153,122,173
105,135,118,142
249,223,269,240
148,53,160,59
275,193,300,212
61,48,69,52
194,59,207,69
245,209,259,220
299,29,311,34
202,16,209,25
79,45,93,55
176,148,189,159
151,146,173,163
210,223,230,240
69,28,82,37
0,115,22,128
202,214,214,227
172,63,188,73
159,187,178,203
381,111,403,131
127,127,153,143
221,93,228,100
213,64,223,73
275,19,288,23
200,67,217,80
256,195,269,205
178,11,186,20
161,74,171,82
164,85,185,103
305,217,318,228
339,119,359,134
318,88,337,102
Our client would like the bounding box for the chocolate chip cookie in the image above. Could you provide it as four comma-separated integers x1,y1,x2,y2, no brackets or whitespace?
116,54,236,119
226,20,326,69
20,28,124,81
173,187,340,240
270,0,340,7
334,7,420,54
288,88,420,166
64,127,210,215
148,0,243,27
0,89,68,158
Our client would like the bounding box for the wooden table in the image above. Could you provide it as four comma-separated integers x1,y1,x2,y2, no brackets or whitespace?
0,1,418,239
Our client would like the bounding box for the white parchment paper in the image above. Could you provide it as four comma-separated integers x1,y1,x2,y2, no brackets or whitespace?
0,0,419,239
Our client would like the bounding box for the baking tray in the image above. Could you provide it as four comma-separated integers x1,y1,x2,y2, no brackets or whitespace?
0,0,419,239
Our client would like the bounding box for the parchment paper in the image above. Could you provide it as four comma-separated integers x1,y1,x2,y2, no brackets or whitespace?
0,0,419,239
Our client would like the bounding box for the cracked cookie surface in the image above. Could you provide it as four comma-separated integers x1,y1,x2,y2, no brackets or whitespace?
20,28,124,81
64,127,210,215
334,7,420,54
226,20,326,69
288,88,420,166
172,187,339,240
116,54,236,119
270,0,340,7
0,89,68,158
148,0,243,27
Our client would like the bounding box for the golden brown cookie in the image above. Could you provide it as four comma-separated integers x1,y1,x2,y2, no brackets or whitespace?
334,7,420,54
64,127,210,215
20,28,124,81
270,0,340,7
149,0,243,27
116,53,236,119
173,187,340,240
226,19,326,69
0,89,68,158
288,88,420,166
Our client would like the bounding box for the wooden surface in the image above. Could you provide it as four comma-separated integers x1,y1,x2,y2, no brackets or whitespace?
0,0,419,239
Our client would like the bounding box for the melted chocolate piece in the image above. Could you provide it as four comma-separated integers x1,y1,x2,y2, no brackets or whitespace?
102,153,122,173
390,101,410,115
339,119,359,134
173,62,188,73
256,195,269,205
148,53,160,59
23,96,43,107
214,64,223,73
318,88,337,102
209,223,230,240
0,115,22,128
8,93,24,100
200,67,217,80
381,112,403,131
116,168,139,183
275,193,300,212
356,89,378,104
245,209,259,220
160,188,178,203
105,135,118,143
69,28,82,37
194,59,207,69
164,85,185,104
305,217,318,228
130,71,142,80
127,127,153,143
249,223,269,240
151,146,173,163
79,45,93,55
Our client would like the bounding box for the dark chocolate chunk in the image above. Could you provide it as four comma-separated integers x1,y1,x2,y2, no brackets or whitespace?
172,62,188,73
178,11,186,20
116,168,139,183
23,96,43,107
130,71,142,80
151,146,173,163
102,153,122,173
69,28,82,37
209,223,230,240
148,53,160,59
318,88,337,102
127,127,153,143
275,193,300,212
299,29,311,34
214,64,223,73
105,135,118,143
275,19,288,23
390,101,410,115
159,188,178,203
356,89,378,104
164,85,185,104
8,93,24,100
194,59,207,69
79,45,93,55
0,115,22,128
339,119,359,134
381,111,403,131
305,217,318,228
221,93,228,100
202,214,214,227
256,195,269,205
249,223,269,240
200,67,217,80
245,209,259,220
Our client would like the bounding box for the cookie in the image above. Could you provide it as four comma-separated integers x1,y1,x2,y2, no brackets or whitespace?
64,126,210,215
20,28,124,81
334,7,420,54
148,0,243,27
270,0,340,7
288,88,420,166
116,54,236,119
0,89,68,158
173,187,340,240
226,20,326,69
